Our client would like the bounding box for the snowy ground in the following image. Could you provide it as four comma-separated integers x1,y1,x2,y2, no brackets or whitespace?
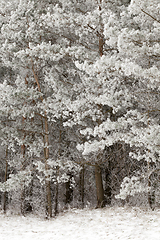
0,206,160,240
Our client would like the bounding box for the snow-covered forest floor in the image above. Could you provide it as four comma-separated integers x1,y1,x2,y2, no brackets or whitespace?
0,206,160,240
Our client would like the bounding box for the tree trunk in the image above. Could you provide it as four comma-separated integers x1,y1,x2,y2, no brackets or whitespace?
65,173,73,206
94,1,105,209
105,166,112,205
44,116,52,218
98,0,104,57
54,117,63,215
20,125,26,216
54,166,59,216
32,59,52,218
148,172,156,211
3,148,8,213
79,165,85,208
95,164,105,208
148,189,155,211
45,179,52,218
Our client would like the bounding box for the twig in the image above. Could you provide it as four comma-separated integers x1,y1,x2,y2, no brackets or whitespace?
141,9,160,24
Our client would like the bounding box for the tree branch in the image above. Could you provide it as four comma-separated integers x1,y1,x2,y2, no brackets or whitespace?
141,9,160,24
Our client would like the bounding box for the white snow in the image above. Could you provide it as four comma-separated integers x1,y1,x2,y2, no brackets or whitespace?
0,206,160,240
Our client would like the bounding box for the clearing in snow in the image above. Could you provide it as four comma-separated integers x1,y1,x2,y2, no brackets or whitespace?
0,206,160,240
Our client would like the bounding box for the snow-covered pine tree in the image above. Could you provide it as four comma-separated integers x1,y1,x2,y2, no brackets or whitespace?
0,0,80,216
0,0,159,214
61,0,134,207
63,0,159,208
114,0,160,208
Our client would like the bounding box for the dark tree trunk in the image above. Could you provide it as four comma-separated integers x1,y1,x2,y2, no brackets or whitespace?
98,0,104,57
79,165,85,208
105,166,112,205
148,190,155,211
148,172,157,211
25,179,33,213
44,117,52,218
54,183,59,216
21,186,25,216
54,166,59,216
65,173,73,205
46,180,52,218
95,164,105,208
3,153,8,213
95,0,105,209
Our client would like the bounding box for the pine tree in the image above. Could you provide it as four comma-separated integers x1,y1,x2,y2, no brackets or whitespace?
62,0,134,207
0,0,80,216
64,0,160,207
111,0,160,208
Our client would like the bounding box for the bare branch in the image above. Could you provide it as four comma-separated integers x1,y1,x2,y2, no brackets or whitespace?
141,9,160,24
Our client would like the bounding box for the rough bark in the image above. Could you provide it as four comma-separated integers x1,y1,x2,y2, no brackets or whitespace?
98,0,104,57
3,147,8,213
105,166,112,205
45,179,52,218
32,61,52,218
65,173,73,205
44,116,52,218
95,164,105,208
54,166,59,216
79,165,85,208
148,189,155,211
94,1,105,209
20,121,26,216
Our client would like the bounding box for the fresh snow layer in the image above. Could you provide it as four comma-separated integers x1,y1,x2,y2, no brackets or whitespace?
0,207,160,240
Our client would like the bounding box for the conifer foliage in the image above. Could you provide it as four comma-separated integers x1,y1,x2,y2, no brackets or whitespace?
0,0,159,216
